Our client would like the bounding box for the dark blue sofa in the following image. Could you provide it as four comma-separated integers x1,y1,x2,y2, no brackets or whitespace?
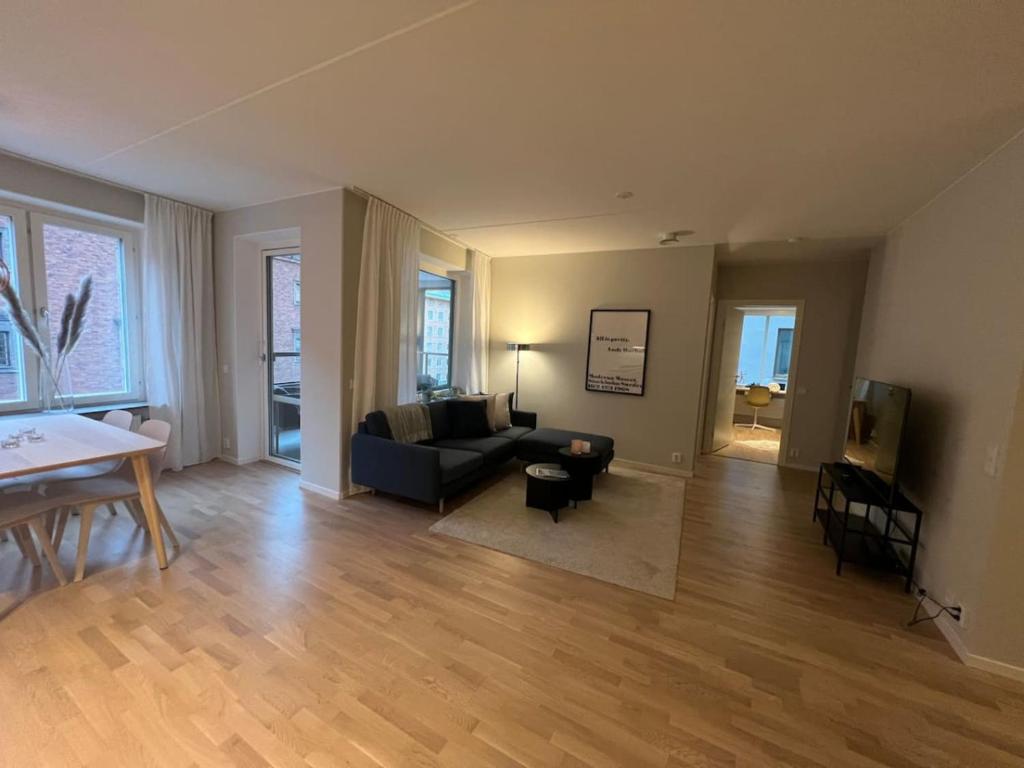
351,396,615,512
351,396,536,512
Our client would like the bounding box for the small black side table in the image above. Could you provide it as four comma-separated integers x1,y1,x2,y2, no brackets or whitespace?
525,463,570,522
557,447,603,504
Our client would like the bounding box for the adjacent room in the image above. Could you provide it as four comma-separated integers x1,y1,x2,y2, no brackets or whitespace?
1,3,1023,767
708,304,798,465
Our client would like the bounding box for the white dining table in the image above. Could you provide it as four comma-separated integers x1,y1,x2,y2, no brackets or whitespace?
0,413,171,569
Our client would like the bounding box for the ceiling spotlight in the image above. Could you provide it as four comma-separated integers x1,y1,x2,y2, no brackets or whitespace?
658,230,694,246
615,191,634,200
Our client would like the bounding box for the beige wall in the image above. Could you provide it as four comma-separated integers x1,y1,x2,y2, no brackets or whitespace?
214,190,345,496
0,150,144,222
974,364,1024,668
715,257,868,467
488,246,715,472
855,131,1024,667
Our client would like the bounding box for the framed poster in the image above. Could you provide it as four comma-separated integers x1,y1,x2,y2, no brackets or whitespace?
585,309,651,396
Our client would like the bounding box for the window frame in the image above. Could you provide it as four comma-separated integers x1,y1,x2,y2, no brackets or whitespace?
0,200,143,413
0,203,40,412
773,327,794,379
0,330,11,369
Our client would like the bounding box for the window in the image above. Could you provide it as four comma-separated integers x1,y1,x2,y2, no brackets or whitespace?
735,310,796,387
292,328,301,353
773,328,794,377
293,279,301,305
0,203,142,412
416,270,454,391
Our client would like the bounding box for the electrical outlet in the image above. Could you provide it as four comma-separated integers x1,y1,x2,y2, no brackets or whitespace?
223,437,231,451
671,452,682,464
956,604,967,628
789,447,800,458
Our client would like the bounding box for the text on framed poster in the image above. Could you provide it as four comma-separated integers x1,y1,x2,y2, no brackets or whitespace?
585,309,650,396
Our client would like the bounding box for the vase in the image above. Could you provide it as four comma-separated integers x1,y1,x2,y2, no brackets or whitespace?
40,366,75,413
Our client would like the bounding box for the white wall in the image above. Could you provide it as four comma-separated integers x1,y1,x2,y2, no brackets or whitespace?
488,245,715,472
214,190,345,496
214,188,468,498
855,131,1024,669
715,257,868,467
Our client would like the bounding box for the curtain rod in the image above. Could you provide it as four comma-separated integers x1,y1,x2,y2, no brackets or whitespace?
348,186,472,253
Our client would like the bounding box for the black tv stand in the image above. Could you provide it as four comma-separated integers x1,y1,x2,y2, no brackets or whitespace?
813,462,922,592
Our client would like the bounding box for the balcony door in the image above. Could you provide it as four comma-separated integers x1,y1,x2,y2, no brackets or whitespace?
263,249,301,465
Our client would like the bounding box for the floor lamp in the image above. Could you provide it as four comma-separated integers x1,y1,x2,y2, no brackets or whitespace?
506,342,531,409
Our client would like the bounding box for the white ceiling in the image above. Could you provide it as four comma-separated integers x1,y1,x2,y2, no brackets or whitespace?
2,0,1023,256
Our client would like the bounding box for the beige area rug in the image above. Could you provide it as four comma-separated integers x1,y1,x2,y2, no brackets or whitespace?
429,466,686,599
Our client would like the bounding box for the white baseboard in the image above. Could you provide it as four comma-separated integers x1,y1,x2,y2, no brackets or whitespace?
935,613,970,663
219,454,259,466
299,480,341,501
935,613,1024,683
612,458,693,479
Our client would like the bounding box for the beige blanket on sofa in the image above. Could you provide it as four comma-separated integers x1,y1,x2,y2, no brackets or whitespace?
382,403,433,444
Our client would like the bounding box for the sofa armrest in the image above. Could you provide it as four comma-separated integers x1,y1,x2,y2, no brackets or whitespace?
511,409,537,429
350,433,442,503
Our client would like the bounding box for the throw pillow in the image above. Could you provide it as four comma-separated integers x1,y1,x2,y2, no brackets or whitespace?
494,392,512,430
459,394,497,432
448,399,492,438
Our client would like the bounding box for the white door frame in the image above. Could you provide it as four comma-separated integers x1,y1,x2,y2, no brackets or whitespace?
701,298,806,467
259,245,301,471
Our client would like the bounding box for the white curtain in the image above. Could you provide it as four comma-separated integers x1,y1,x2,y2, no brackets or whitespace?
142,194,220,471
452,249,491,394
351,198,420,434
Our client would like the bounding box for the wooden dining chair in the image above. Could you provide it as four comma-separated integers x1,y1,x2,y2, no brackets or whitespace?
1,410,134,563
49,419,178,582
0,491,70,586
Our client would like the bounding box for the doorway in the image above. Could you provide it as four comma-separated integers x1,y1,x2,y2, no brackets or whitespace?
703,301,803,465
263,248,301,466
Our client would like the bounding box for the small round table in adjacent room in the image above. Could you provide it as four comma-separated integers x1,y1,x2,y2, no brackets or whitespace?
525,463,571,522
557,447,603,504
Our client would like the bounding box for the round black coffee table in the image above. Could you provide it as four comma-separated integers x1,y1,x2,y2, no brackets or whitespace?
557,447,603,503
525,463,571,522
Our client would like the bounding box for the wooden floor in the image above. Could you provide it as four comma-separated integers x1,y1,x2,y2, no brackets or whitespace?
2,457,1023,767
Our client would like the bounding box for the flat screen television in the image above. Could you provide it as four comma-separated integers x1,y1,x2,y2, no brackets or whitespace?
843,377,911,503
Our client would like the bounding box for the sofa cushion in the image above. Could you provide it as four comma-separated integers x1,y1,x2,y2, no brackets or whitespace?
494,393,513,430
432,436,517,464
516,427,614,461
447,399,491,438
427,400,451,441
492,425,533,441
459,394,497,431
364,411,393,439
437,448,484,485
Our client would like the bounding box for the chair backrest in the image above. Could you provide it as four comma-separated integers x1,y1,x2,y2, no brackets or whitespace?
102,409,134,431
137,419,172,483
745,385,772,408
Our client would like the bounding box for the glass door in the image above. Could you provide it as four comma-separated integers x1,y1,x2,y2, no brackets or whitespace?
265,250,301,464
